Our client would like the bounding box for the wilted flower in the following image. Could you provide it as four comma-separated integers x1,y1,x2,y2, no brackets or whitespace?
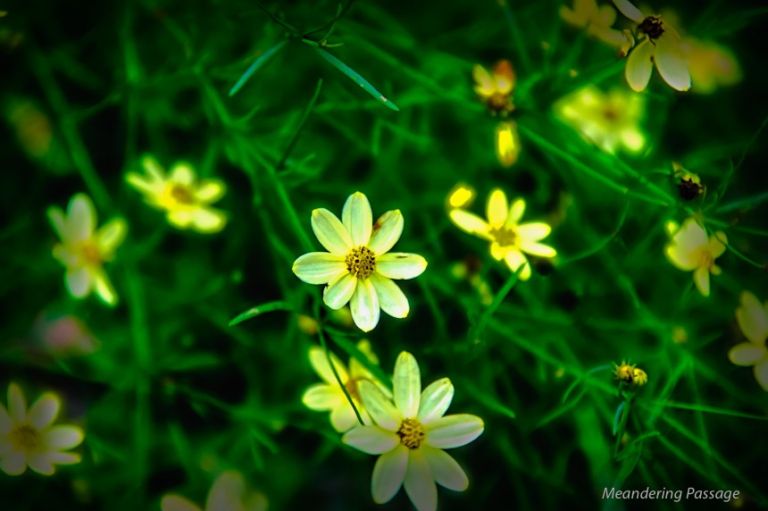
728,291,768,391
665,218,726,297
473,60,516,115
672,162,704,200
161,470,267,511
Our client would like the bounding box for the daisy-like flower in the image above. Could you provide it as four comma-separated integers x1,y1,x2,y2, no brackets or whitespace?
495,121,520,167
560,0,632,50
302,340,391,432
292,192,428,332
612,0,690,91
728,291,768,391
554,85,645,154
665,218,726,297
0,383,84,476
48,193,127,306
473,60,516,115
449,188,556,280
342,352,484,511
127,155,227,233
161,470,268,511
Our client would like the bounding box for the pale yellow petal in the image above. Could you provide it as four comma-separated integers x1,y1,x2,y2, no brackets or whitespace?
394,351,421,418
519,240,557,258
486,189,509,228
126,172,160,197
0,403,10,434
323,273,357,310
376,253,427,280
97,218,127,255
342,192,373,246
311,208,353,255
448,209,491,239
369,210,403,255
93,270,118,307
0,452,26,476
370,274,409,319
358,380,402,431
8,383,27,422
350,278,380,332
67,194,96,241
302,384,343,411
506,199,526,226
612,0,644,22
308,346,349,384
191,208,227,233
655,34,691,91
422,446,469,491
472,65,495,97
708,232,727,258
425,414,484,449
194,180,226,203
162,495,203,511
754,360,768,391
503,250,531,280
292,252,347,285
516,222,552,242
693,265,710,297
66,268,93,299
342,425,399,454
403,449,437,511
28,393,60,430
47,207,68,240
169,163,195,186
728,343,766,367
168,209,194,228
44,425,84,449
371,444,409,504
330,403,361,432
625,39,654,92
141,155,166,182
28,453,55,475
206,471,245,511
664,244,698,271
417,378,454,425
736,291,768,345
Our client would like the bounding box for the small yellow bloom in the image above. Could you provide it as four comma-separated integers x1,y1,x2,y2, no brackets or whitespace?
613,361,636,382
473,60,516,115
449,188,556,280
560,0,632,50
682,38,741,94
613,0,690,91
127,155,227,233
447,184,476,210
632,368,648,386
161,470,268,511
665,218,726,297
729,291,768,391
292,192,428,332
0,383,84,476
48,193,127,306
495,121,520,167
554,85,645,154
302,340,390,432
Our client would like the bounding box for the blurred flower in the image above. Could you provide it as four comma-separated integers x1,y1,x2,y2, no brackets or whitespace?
555,85,645,154
292,192,428,332
0,383,84,476
35,314,98,356
447,184,476,210
682,38,741,94
127,155,227,234
560,0,632,50
612,0,690,91
729,291,768,391
665,218,726,297
161,470,268,511
613,361,647,386
632,368,648,386
342,352,484,511
473,60,516,115
672,162,704,200
5,100,52,159
48,193,127,306
495,121,520,167
449,188,556,280
302,340,391,432
671,325,688,344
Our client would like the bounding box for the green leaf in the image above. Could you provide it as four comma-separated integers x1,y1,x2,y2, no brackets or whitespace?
229,40,288,97
229,300,293,326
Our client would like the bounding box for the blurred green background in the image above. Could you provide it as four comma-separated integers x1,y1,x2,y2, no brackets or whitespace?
1,0,767,509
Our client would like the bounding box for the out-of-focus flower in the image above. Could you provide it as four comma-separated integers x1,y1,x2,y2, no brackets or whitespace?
34,314,98,356
302,340,391,432
555,85,645,154
343,352,484,511
446,184,476,210
672,162,704,200
613,0,690,91
495,121,520,167
631,368,648,386
665,218,726,297
292,192,428,332
449,188,556,280
729,291,768,391
48,194,127,306
682,38,741,94
161,470,268,511
671,325,688,344
473,60,516,115
560,0,633,51
127,155,227,234
0,383,84,476
5,100,52,159
613,361,647,386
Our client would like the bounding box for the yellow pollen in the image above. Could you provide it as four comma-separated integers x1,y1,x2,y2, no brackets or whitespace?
489,226,517,247
345,378,361,402
169,184,195,204
397,418,425,449
79,241,102,265
345,246,376,279
10,425,41,452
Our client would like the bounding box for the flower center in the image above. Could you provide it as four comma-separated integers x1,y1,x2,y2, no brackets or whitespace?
603,107,619,121
345,246,376,279
345,378,362,402
489,226,517,247
169,184,195,204
10,425,41,452
397,418,425,450
78,240,103,265
639,16,664,40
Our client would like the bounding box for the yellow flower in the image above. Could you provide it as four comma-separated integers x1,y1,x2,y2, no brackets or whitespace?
613,0,690,91
682,38,741,94
495,121,521,167
446,184,476,210
473,60,516,115
161,470,268,511
613,361,636,382
449,188,556,280
48,193,127,306
127,155,227,233
560,0,632,49
554,85,645,154
664,218,726,297
292,192,428,332
0,383,84,476
342,352,484,511
728,291,768,391
631,368,648,386
302,340,391,432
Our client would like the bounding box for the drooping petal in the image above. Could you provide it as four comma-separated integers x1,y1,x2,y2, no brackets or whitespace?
654,34,691,91
422,446,469,491
426,414,484,449
292,252,347,285
693,265,710,297
93,271,118,306
8,383,27,422
169,163,195,186
96,218,127,255
194,180,226,203
418,378,454,425
625,39,654,92
369,210,404,255
0,452,26,476
503,250,531,280
67,194,96,241
44,425,84,449
403,449,437,511
350,279,380,332
301,384,343,411
370,274,409,319
323,274,358,310
486,189,509,228
308,347,349,384
394,352,421,418
28,454,55,476
516,222,552,242
342,192,373,246
191,208,227,233
331,403,362,432
448,210,491,239
311,208,353,255
161,495,203,511
728,343,766,367
506,198,526,226
376,253,428,280
343,426,399,454
28,392,60,430
736,291,768,345
66,268,94,298
519,240,557,258
754,360,768,391
358,380,402,431
371,444,409,503
612,0,644,22
206,470,245,511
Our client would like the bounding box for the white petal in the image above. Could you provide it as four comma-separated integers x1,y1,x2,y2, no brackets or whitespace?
311,208,353,255
47,451,81,465
422,446,469,491
506,198,526,226
418,378,454,425
323,274,357,310
44,425,84,449
67,194,96,241
612,0,644,22
371,444,409,503
97,219,127,254
343,426,399,454
206,471,245,511
625,39,654,92
330,403,361,432
28,453,55,475
693,265,710,297
8,383,26,422
169,163,195,185
754,360,768,391
736,291,768,345
161,495,203,511
308,347,349,383
0,452,26,476
369,210,404,255
191,208,227,233
728,343,766,367
342,192,373,246
370,274,409,318
426,414,484,449
66,268,93,298
403,449,437,511
47,207,68,240
516,223,551,242
655,34,691,91
350,279,380,332
194,180,226,202
28,393,60,430
293,253,347,284
301,384,343,411
376,253,427,280
519,240,557,258
358,380,401,431
394,352,421,418
449,210,491,239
